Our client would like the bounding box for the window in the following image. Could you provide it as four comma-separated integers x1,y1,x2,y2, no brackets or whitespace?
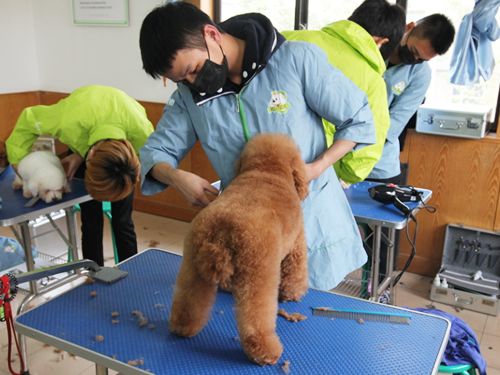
219,0,295,31
308,0,396,30
218,0,500,113
407,0,500,111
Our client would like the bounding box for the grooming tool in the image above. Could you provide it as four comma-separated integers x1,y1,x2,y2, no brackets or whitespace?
24,196,41,207
311,307,411,325
488,254,499,268
454,237,466,264
476,253,487,267
3,260,128,297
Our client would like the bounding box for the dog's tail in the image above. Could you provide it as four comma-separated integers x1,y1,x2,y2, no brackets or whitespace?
194,242,234,290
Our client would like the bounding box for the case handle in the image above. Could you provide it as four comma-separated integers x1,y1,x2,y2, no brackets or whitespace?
453,293,477,305
439,120,462,130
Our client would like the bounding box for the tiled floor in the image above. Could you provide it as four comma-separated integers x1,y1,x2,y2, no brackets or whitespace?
0,210,499,375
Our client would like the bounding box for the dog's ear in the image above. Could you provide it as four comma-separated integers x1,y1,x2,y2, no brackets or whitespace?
292,156,309,201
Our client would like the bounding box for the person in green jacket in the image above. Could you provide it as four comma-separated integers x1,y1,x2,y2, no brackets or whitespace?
6,85,154,266
282,0,406,185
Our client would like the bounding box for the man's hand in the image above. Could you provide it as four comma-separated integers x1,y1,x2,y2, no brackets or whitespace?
61,153,85,181
151,162,219,207
172,169,219,207
305,139,356,181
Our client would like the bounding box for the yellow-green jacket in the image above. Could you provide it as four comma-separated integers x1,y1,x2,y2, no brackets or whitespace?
283,20,390,184
6,85,154,164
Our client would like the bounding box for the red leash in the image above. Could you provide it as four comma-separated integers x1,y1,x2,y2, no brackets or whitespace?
0,275,25,375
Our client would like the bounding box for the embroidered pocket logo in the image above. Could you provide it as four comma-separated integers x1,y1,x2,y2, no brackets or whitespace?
268,91,290,114
392,81,406,95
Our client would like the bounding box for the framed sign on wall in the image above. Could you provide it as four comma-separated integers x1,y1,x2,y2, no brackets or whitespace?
72,0,129,26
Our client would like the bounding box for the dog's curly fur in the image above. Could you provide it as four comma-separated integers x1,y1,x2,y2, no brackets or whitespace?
169,133,309,366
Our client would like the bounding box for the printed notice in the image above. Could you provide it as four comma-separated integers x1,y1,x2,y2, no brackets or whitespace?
72,0,129,26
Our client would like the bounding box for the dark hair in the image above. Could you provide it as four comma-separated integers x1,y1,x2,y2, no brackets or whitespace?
348,0,406,60
139,1,221,79
414,14,455,55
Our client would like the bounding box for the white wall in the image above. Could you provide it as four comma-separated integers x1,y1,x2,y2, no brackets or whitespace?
0,0,176,104
0,0,39,93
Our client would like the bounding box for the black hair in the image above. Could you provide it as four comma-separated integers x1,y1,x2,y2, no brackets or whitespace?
414,14,455,55
348,0,406,60
139,1,221,79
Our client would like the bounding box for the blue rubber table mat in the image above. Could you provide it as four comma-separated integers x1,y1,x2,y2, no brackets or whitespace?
0,166,90,226
344,181,432,228
15,249,449,375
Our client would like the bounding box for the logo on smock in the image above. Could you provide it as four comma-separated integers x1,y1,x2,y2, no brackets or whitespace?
268,91,290,114
392,81,406,95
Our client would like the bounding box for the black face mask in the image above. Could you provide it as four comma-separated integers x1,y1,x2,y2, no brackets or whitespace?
188,45,228,95
398,29,425,65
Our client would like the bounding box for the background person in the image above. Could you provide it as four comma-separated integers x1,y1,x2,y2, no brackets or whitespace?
6,85,154,266
367,14,455,184
283,0,406,185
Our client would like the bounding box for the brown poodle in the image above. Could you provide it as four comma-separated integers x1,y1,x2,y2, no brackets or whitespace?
169,133,309,366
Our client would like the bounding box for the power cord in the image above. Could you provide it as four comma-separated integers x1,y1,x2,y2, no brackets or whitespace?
391,191,436,287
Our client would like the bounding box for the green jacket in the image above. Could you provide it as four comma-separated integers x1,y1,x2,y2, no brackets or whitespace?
283,21,390,184
6,85,154,164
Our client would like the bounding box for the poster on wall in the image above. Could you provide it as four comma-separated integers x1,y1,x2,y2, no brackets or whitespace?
72,0,129,26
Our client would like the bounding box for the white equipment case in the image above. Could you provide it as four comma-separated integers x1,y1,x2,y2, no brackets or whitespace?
416,104,493,139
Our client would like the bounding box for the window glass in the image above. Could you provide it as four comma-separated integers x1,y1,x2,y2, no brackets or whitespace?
308,0,377,30
407,0,500,110
219,0,295,32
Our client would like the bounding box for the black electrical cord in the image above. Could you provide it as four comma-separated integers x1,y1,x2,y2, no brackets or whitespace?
391,195,436,287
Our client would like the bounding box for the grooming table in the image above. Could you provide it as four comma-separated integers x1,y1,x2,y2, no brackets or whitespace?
15,249,450,375
0,166,91,292
344,181,432,304
1,165,91,372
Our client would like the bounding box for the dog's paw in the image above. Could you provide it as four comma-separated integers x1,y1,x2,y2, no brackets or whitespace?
242,333,283,366
22,190,33,199
12,181,23,190
169,315,204,338
279,283,308,302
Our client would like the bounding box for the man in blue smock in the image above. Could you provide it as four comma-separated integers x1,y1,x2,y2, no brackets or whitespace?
366,14,454,298
367,14,455,184
138,2,377,290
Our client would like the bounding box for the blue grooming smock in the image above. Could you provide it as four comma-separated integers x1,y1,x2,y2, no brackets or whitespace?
368,62,431,180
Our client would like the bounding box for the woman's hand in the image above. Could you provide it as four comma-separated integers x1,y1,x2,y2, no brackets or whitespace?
61,153,85,181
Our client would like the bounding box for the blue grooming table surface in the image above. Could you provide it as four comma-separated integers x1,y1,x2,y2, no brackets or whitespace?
15,249,450,375
0,165,90,226
345,181,433,229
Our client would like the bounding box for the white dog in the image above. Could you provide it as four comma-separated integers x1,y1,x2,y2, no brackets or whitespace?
12,151,70,203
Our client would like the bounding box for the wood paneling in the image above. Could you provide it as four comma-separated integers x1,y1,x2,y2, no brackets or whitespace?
0,91,40,141
398,130,500,276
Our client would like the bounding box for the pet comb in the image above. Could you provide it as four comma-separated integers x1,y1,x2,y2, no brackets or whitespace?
311,307,411,325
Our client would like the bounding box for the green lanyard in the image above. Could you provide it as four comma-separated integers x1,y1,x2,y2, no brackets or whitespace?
236,86,250,142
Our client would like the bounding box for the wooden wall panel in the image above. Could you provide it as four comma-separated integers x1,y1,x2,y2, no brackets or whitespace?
0,91,40,141
398,131,500,276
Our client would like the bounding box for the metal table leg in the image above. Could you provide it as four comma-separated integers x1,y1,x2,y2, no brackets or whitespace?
370,225,381,302
96,364,109,375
